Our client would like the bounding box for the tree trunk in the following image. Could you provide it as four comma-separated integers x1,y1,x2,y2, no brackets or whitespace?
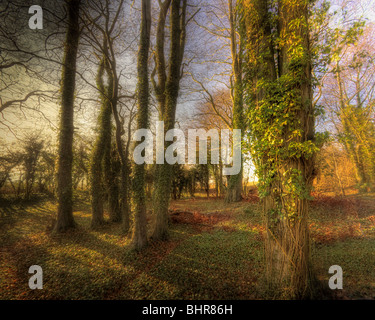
131,0,151,250
152,0,187,241
265,0,316,298
105,144,121,222
104,44,131,234
225,172,242,202
54,0,81,233
225,0,244,203
243,0,317,298
90,58,112,228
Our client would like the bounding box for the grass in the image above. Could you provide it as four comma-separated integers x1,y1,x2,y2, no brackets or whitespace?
0,192,374,300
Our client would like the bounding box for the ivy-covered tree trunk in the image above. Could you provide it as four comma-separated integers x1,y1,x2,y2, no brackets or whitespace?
54,0,81,233
225,86,243,202
150,0,172,241
243,0,318,298
271,0,316,298
131,0,151,250
225,0,244,203
105,143,121,222
152,0,187,241
103,47,131,234
90,58,112,228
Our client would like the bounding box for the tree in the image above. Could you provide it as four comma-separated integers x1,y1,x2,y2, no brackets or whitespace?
90,56,112,228
151,0,189,241
192,86,233,198
0,148,22,199
131,0,152,251
0,1,64,137
72,140,89,191
171,164,189,199
225,0,244,203
21,134,44,200
314,141,357,195
197,163,210,198
321,22,375,192
102,1,133,232
81,0,135,231
104,140,121,222
242,0,318,298
191,0,244,202
54,0,81,233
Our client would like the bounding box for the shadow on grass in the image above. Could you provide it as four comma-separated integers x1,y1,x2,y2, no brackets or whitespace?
1,196,266,299
5,194,371,300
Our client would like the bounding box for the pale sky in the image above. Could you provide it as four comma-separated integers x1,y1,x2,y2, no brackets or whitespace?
1,0,375,152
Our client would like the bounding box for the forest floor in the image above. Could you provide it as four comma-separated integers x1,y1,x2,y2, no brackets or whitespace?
0,191,375,300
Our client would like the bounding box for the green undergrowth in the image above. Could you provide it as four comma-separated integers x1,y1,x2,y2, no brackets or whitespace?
0,194,374,299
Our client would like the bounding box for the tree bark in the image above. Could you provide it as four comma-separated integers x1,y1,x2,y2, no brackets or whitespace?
243,0,317,298
105,143,121,222
131,0,152,250
101,24,131,233
225,0,244,203
90,58,112,228
266,0,316,298
152,0,187,241
54,0,81,233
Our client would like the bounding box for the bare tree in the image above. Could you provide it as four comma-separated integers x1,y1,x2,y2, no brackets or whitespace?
81,0,137,231
0,1,66,136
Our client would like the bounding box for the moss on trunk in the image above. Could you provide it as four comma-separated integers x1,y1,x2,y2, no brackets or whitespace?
54,0,81,233
151,0,187,241
131,0,151,251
